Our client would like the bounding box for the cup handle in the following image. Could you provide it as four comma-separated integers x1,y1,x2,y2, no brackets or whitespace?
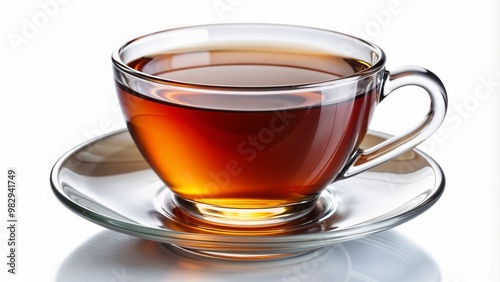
339,66,448,179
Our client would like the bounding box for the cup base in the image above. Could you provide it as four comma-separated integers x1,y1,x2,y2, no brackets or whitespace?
171,194,323,227
160,191,337,260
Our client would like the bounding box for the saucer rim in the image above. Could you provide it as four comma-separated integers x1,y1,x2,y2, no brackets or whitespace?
50,129,444,247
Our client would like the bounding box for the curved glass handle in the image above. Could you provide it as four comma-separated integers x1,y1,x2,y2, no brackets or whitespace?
340,66,448,179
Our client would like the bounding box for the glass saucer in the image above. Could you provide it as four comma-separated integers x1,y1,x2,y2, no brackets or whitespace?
50,129,445,260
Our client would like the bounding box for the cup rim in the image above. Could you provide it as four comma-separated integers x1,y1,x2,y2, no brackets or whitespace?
112,23,387,92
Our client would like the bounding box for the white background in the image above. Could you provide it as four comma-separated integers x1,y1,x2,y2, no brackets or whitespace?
0,0,499,281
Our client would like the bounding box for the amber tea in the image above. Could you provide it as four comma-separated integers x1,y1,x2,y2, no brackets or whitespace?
117,49,377,211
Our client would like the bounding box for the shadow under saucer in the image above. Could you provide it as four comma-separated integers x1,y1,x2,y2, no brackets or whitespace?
55,229,440,282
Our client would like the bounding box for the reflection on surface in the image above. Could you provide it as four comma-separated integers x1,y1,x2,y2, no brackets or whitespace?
56,230,440,282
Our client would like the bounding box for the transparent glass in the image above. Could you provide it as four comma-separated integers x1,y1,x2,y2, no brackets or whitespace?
111,24,447,227
50,129,445,260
